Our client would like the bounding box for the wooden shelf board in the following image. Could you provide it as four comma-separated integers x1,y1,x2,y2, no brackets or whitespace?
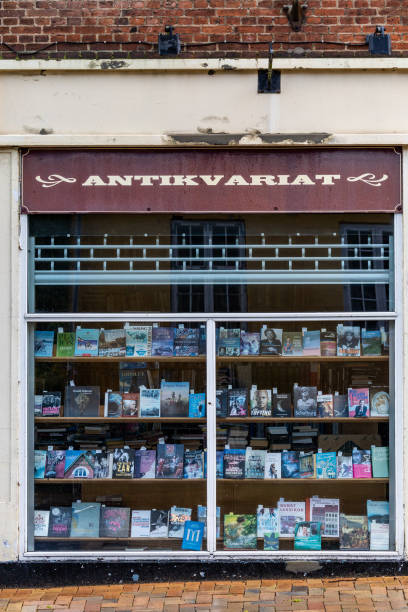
35,355,388,363
218,478,388,483
35,536,338,542
218,417,389,423
35,417,207,423
36,356,205,363
35,478,205,484
34,478,388,484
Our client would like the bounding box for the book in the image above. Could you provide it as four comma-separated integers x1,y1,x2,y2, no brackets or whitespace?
315,452,337,479
348,387,370,418
74,328,99,357
367,500,389,529
34,510,50,537
122,392,139,417
302,330,321,356
371,446,389,478
245,448,266,479
112,448,134,479
160,381,189,418
156,444,184,479
45,450,66,479
119,362,148,393
240,331,260,356
125,325,152,357
104,391,123,417
294,521,322,550
151,327,174,357
339,514,369,550
281,451,300,478
272,393,291,418
361,329,382,356
228,388,248,417
149,509,168,537
320,330,337,357
250,389,272,417
282,331,303,356
216,389,228,417
131,510,151,537
257,506,279,539
216,451,224,478
370,521,390,551
139,388,161,417
34,394,43,416
337,454,353,479
34,450,47,479
184,450,204,479
337,325,360,357
223,448,246,479
98,329,126,357
333,394,348,418
293,386,317,418
93,450,110,478
306,497,340,537
181,520,205,551
168,507,192,538
316,394,334,418
352,448,372,478
188,393,206,418
370,389,390,416
134,449,156,479
56,332,75,357
197,505,221,539
217,327,241,357
34,330,54,357
299,452,315,478
264,531,280,551
260,327,282,356
224,513,257,549
64,386,100,417
277,500,306,537
173,328,200,357
264,452,281,479
41,391,61,417
64,450,95,479
71,502,101,538
99,507,130,537
48,507,72,537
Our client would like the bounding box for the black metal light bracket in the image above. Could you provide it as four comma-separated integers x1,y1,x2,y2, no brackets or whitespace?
258,44,281,94
283,0,308,32
366,26,392,56
158,26,181,56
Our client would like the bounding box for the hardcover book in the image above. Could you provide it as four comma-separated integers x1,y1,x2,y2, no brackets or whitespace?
333,394,348,417
183,450,204,479
282,331,303,356
168,507,192,538
34,450,47,479
315,452,337,479
260,327,282,356
173,328,200,357
34,394,43,416
339,514,369,550
156,444,184,479
64,450,95,479
93,450,110,478
217,327,241,357
320,330,337,357
337,454,353,479
317,394,334,418
34,330,54,357
34,510,50,537
56,332,75,357
370,521,390,551
277,500,306,537
216,389,228,417
151,326,174,357
306,497,340,537
264,452,281,479
74,328,99,357
281,451,300,479
45,450,66,479
228,388,248,417
223,448,246,479
149,509,168,537
122,393,139,417
188,393,206,418
112,448,135,479
134,449,156,479
98,329,126,357
125,325,152,357
257,505,279,539
352,448,372,478
181,520,205,551
245,448,266,479
299,452,315,479
348,387,370,418
65,386,100,417
139,388,161,417
337,325,361,357
104,391,122,417
294,521,322,551
361,329,382,356
224,513,257,549
48,507,72,538
240,331,260,356
100,507,130,537
367,500,389,529
302,330,321,356
216,451,224,479
131,510,151,537
41,391,61,417
250,389,272,417
119,362,149,393
293,386,317,418
272,393,291,418
371,446,389,478
71,502,101,538
160,381,189,418
264,531,279,551
370,389,390,416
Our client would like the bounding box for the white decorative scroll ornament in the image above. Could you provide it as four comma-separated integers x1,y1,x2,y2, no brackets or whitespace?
35,175,77,188
346,173,389,187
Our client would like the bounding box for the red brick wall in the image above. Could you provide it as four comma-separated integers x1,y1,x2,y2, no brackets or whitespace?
1,0,407,59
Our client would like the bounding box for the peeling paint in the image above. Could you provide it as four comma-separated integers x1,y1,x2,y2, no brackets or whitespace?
221,64,237,71
23,125,54,135
99,60,129,70
165,132,333,146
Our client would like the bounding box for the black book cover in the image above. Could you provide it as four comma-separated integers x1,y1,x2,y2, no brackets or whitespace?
293,386,317,418
99,507,130,537
48,506,72,538
112,448,135,479
64,386,100,417
272,393,292,418
333,394,349,417
228,388,248,417
156,444,184,479
216,389,228,417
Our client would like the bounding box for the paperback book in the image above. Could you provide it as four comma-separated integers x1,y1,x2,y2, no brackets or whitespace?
34,395,43,416
98,329,126,357
125,325,152,357
134,449,156,479
64,450,95,479
370,389,390,416
104,391,123,417
264,531,280,551
302,330,321,356
315,452,337,479
34,510,50,537
216,389,228,417
299,452,315,479
188,392,206,418
184,450,204,479
339,514,369,550
152,326,174,357
245,448,266,479
367,500,389,551
122,393,139,417
264,452,281,479
48,507,72,538
41,391,61,417
217,328,241,357
44,450,66,479
174,328,200,357
160,381,189,418
131,510,151,537
34,330,54,357
277,500,306,537
293,386,317,418
112,448,135,479
223,449,246,479
348,387,370,418
337,325,360,357
139,388,161,417
272,393,291,418
119,362,149,393
149,509,168,537
74,328,99,357
197,505,221,538
371,446,389,478
71,502,101,538
56,332,75,357
228,388,248,417
337,454,353,479
306,497,340,537
294,521,322,551
282,331,303,356
93,450,109,478
333,394,348,418
168,507,192,538
181,520,205,551
260,327,282,356
320,330,337,357
240,331,260,356
65,386,100,417
257,506,279,539
99,507,130,537
352,448,372,478
361,329,382,356
224,513,257,549
316,394,334,418
156,444,184,479
281,451,300,479
250,389,272,417
34,450,47,479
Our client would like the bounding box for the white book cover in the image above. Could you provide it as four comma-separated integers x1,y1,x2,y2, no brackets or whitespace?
264,452,281,479
277,500,305,537
139,388,161,417
337,455,353,479
257,506,279,538
168,507,192,538
34,510,50,537
126,326,152,357
370,521,390,551
309,497,340,538
130,510,151,537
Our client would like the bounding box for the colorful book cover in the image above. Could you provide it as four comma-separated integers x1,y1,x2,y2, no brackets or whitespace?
352,448,372,478
250,389,272,417
370,389,390,416
34,330,54,357
320,330,337,357
333,394,348,417
119,362,148,393
272,393,291,418
223,449,246,479
34,450,47,479
306,497,340,537
156,444,184,479
217,327,241,357
228,388,248,417
160,381,189,417
134,449,156,478
361,329,382,356
151,327,174,357
34,510,50,537
45,450,66,479
56,332,75,357
104,391,123,417
71,502,101,538
100,507,130,537
216,389,228,417
64,385,100,417
64,450,95,479
264,531,279,550
294,521,322,550
337,325,361,357
281,451,300,479
41,391,61,417
74,328,99,357
367,500,389,529
316,394,334,418
257,506,279,538
216,451,224,479
348,387,370,418
48,507,72,538
122,392,139,417
131,510,151,537
139,388,161,417
125,325,152,357
293,386,317,418
34,394,43,416
93,450,109,478
370,446,389,478
188,392,206,418
240,331,260,356
168,507,192,538
149,509,168,537
173,328,200,357
181,520,204,551
224,513,257,549
315,452,337,479
302,330,321,356
282,331,303,356
277,500,306,537
264,452,281,479
337,454,353,479
260,327,282,356
112,448,135,479
98,329,126,357
245,449,266,479
184,450,204,479
339,514,369,550
299,452,315,478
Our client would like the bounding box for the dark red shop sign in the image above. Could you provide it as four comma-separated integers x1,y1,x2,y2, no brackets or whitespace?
21,148,402,214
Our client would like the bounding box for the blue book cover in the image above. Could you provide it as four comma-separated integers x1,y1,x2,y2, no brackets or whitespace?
34,450,47,479
34,330,54,357
183,450,204,479
367,500,389,529
281,451,300,479
174,328,199,356
302,330,321,356
74,328,99,357
181,520,204,551
316,452,337,479
216,451,224,479
151,327,174,357
188,393,206,417
223,449,246,479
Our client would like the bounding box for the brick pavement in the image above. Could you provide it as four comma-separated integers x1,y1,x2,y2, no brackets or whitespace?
2,577,408,612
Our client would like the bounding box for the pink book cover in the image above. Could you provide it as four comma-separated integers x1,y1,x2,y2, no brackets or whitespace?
348,388,370,418
352,449,372,478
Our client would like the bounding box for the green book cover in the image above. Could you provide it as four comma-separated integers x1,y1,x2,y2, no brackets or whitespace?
224,513,257,549
56,332,75,357
371,446,389,478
